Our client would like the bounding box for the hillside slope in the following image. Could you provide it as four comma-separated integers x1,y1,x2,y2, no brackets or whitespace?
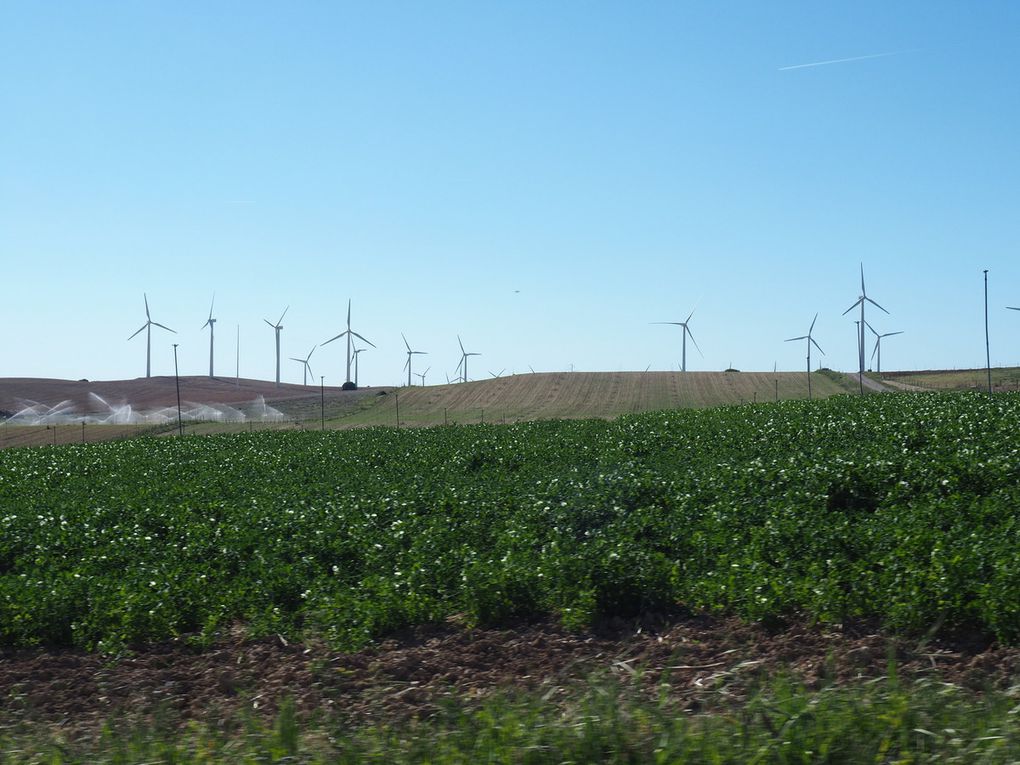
334,371,861,427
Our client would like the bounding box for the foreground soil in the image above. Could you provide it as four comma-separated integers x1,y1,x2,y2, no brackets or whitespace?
2,615,1016,739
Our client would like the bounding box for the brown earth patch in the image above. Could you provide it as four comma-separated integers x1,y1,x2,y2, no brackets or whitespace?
2,616,1018,740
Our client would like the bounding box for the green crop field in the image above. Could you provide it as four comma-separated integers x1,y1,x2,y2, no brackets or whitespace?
2,391,1018,653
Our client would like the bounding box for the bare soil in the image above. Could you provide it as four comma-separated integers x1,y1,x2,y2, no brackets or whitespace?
2,616,1017,739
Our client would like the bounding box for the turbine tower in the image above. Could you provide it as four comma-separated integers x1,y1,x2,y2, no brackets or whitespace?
201,294,217,378
652,310,701,372
785,313,824,400
264,306,289,387
415,367,430,386
323,299,375,390
352,346,368,388
127,293,175,378
402,333,427,386
456,335,481,382
843,265,888,395
289,345,316,386
865,323,903,375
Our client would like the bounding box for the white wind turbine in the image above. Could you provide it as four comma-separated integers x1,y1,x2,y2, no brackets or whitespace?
352,345,368,388
415,366,430,386
201,294,217,378
323,299,375,389
290,345,316,386
455,335,481,382
264,306,289,387
843,265,888,394
402,333,427,386
652,310,701,372
785,313,824,400
865,323,903,375
128,293,175,378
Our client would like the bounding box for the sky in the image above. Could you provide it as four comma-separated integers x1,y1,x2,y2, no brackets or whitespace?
2,1,1020,386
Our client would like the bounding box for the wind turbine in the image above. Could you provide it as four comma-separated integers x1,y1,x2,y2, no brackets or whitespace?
352,346,368,388
843,265,888,395
402,333,427,386
415,367,430,386
201,294,217,378
289,345,316,386
785,313,824,400
865,323,903,375
652,310,701,372
489,369,505,378
264,306,288,387
455,335,481,382
323,299,375,389
127,293,175,378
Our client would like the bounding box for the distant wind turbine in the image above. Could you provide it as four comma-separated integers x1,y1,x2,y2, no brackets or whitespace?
415,367,431,386
128,293,175,378
264,306,289,387
402,333,427,386
352,345,368,388
843,265,888,395
456,335,481,382
489,369,505,378
323,299,375,389
289,345,316,386
652,310,701,372
201,294,217,378
785,313,824,400
865,323,903,375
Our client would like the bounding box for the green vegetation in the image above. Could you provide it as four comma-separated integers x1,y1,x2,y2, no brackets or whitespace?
5,676,1020,763
2,391,1019,651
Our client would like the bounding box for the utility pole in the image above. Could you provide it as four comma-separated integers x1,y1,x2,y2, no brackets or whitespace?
985,269,993,395
320,376,325,430
173,343,183,436
395,391,400,428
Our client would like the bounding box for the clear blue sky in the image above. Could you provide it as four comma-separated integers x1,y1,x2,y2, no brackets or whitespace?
2,2,1019,384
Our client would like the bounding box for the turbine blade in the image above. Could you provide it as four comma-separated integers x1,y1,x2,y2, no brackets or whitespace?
306,362,314,379
871,339,879,361
128,324,147,341
864,320,878,336
307,345,317,361
350,330,375,347
809,312,818,333
412,350,427,355
346,298,351,326
883,331,904,338
685,309,695,324
277,305,290,325
458,335,465,354
651,322,683,326
402,333,411,352
403,356,410,371
289,357,303,363
1007,306,1020,311
785,335,808,342
321,333,344,346
264,319,276,329
208,293,215,322
144,293,150,319
866,296,889,314
686,327,703,356
842,298,862,315
151,322,175,333
860,263,866,295
811,337,825,355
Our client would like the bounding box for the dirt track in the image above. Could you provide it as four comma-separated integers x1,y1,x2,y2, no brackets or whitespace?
2,616,1014,738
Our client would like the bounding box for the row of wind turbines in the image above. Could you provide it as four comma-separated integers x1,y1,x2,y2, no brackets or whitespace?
128,294,485,389
129,267,1018,391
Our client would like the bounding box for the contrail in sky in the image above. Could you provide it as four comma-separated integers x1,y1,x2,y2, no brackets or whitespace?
778,50,910,71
